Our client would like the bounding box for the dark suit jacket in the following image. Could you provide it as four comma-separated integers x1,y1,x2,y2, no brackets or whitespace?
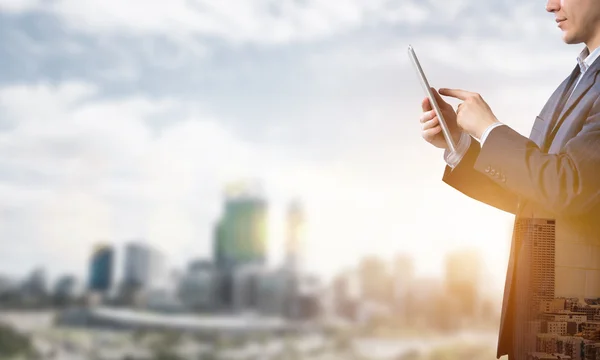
442,53,600,359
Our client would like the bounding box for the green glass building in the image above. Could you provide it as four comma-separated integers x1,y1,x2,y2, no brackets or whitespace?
214,194,268,270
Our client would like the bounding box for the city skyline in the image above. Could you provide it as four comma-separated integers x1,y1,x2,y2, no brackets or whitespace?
1,222,491,303
2,187,497,294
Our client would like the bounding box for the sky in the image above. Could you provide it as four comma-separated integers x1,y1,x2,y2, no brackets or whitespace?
0,0,583,291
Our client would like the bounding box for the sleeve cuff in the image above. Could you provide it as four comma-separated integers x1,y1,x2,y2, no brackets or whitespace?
444,131,471,169
480,123,505,145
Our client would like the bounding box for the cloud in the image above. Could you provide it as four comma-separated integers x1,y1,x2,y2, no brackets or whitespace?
0,0,42,13
0,0,552,46
0,0,432,44
0,81,293,281
0,0,562,53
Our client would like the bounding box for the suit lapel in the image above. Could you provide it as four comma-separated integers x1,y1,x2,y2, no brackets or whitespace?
548,58,600,145
541,65,580,148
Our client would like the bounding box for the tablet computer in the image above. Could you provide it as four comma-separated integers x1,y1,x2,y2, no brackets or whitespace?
408,45,457,153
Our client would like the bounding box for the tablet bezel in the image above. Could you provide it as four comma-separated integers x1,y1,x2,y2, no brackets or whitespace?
408,45,457,153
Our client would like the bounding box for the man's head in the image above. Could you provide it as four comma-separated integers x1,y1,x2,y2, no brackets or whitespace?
547,0,600,49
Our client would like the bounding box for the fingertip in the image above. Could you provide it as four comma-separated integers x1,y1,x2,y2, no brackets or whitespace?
421,97,431,111
431,89,444,102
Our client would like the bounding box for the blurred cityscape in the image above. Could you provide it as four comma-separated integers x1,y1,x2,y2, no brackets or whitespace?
0,181,501,360
502,218,600,360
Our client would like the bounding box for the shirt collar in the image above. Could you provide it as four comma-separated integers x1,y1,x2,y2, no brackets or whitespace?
577,46,600,74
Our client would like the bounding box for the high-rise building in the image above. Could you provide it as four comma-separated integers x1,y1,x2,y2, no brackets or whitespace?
444,248,482,317
508,219,556,356
187,259,213,273
88,244,114,292
359,255,391,303
513,218,556,315
21,267,48,299
392,253,414,297
285,200,305,273
54,275,82,304
122,241,166,290
391,253,415,322
214,182,268,269
178,264,217,312
232,264,263,312
281,200,306,319
257,271,289,316
213,181,268,309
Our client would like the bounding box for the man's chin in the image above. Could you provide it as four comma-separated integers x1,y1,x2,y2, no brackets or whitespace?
562,32,582,45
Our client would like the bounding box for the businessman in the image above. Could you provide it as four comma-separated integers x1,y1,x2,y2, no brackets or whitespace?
419,0,600,359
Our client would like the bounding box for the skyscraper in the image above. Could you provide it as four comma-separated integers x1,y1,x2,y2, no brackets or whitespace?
512,218,556,355
213,181,268,308
122,241,166,290
392,253,415,320
88,244,114,292
285,200,305,273
214,182,268,269
513,218,555,316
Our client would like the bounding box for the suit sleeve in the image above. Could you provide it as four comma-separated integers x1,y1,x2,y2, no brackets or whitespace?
472,95,600,217
442,135,518,215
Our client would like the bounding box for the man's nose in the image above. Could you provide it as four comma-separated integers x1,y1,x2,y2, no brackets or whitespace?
546,0,561,12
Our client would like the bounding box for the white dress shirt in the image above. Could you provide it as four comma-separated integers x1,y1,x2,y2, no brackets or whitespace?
443,45,600,168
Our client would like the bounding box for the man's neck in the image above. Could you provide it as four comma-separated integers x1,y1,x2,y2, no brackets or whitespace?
585,42,600,61
586,34,600,54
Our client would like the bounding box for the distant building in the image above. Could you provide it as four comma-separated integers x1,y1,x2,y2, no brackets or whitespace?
232,264,263,312
214,182,268,270
358,255,391,303
213,182,269,308
331,271,360,320
257,270,289,316
285,200,305,273
178,263,217,312
513,218,555,315
21,267,48,298
540,299,567,313
54,275,81,299
230,265,307,317
283,200,306,318
122,241,166,290
393,252,413,274
0,276,17,296
187,259,213,273
391,253,415,322
294,275,322,319
444,248,482,318
88,244,114,292
145,288,184,313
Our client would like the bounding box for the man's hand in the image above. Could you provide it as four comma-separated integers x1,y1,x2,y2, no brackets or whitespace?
438,88,499,141
420,88,461,150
